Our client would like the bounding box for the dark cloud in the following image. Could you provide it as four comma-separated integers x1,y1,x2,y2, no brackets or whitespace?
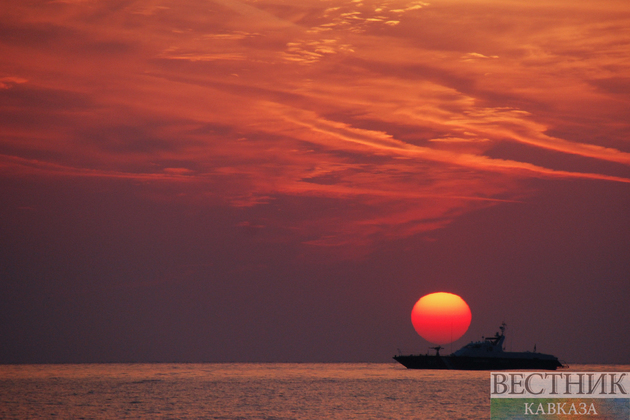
80,124,184,154
0,85,94,111
0,20,77,47
589,76,630,96
485,140,630,180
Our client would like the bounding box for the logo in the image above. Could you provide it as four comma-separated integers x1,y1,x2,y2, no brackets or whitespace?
490,372,629,419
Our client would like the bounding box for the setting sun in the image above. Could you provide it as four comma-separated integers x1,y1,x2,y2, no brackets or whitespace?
411,292,472,345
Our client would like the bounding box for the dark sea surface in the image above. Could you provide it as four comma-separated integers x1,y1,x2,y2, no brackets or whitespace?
0,363,627,419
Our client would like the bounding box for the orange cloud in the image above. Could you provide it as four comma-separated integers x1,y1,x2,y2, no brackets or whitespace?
1,0,628,253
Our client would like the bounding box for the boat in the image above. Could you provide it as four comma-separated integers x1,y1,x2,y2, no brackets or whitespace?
394,323,565,370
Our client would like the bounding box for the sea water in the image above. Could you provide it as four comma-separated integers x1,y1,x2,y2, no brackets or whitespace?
0,363,625,420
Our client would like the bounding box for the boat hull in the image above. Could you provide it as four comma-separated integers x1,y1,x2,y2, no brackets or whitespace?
393,355,563,370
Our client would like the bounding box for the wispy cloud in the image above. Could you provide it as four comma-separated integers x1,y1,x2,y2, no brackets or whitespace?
0,76,28,89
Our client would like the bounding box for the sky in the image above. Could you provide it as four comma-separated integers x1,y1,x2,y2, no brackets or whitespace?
1,0,629,364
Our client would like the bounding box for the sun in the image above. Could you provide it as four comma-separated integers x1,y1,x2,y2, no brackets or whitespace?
411,292,472,344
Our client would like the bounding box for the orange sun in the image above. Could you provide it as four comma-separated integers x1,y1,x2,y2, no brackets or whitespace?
411,292,472,344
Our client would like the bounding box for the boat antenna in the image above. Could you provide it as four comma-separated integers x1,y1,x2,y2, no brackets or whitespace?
431,346,443,356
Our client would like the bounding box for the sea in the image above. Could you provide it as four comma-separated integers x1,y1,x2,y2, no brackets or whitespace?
0,363,627,420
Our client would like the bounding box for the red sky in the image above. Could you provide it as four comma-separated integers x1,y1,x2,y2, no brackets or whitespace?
1,0,629,363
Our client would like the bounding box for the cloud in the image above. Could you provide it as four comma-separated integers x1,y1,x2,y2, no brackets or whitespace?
0,76,27,89
461,52,499,61
1,0,629,252
158,51,246,62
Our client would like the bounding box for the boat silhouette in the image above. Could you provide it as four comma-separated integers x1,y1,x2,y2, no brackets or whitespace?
394,323,565,370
